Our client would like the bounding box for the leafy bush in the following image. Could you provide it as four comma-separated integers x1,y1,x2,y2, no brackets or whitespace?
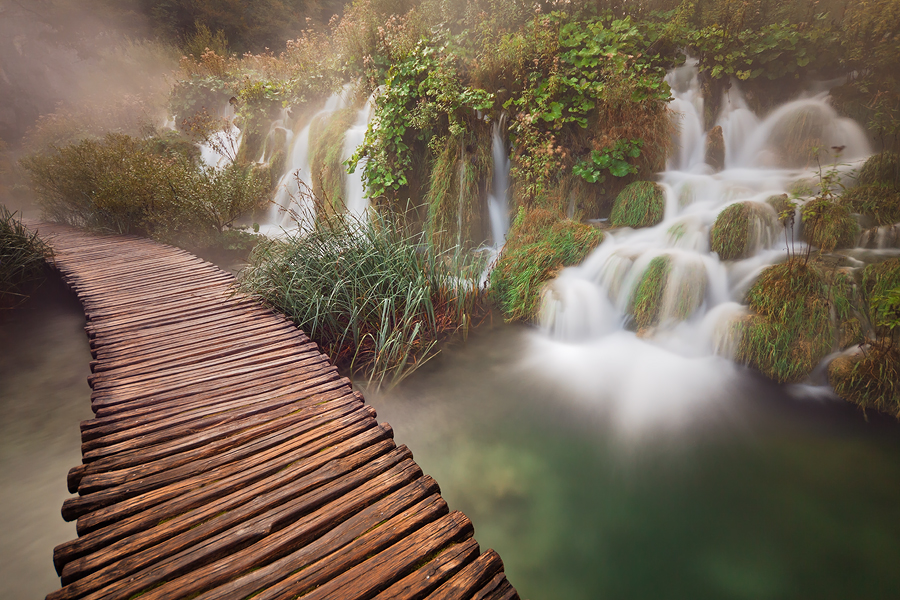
237,209,484,385
800,198,859,251
609,181,665,228
0,206,51,308
491,207,603,321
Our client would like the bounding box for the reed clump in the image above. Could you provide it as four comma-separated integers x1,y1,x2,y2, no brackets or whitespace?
736,259,854,383
491,207,603,322
237,208,485,386
609,181,665,229
0,207,51,308
710,201,776,260
800,198,859,252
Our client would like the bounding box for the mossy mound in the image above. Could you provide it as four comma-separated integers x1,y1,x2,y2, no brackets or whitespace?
710,201,776,260
840,185,900,226
735,259,853,383
609,181,665,229
829,347,900,417
800,198,859,251
491,208,604,322
861,259,900,317
857,152,900,189
628,254,707,329
766,194,794,225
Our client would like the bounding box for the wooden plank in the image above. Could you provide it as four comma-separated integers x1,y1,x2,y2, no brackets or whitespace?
372,539,482,600
424,550,506,600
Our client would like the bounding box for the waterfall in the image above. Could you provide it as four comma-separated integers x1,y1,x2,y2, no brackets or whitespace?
528,61,872,432
342,93,377,219
487,114,511,246
198,102,241,169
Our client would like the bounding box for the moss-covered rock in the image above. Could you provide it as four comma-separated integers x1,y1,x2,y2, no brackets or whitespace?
857,151,900,189
628,254,707,329
800,198,859,251
766,194,794,225
609,181,665,229
710,201,776,260
491,208,604,322
829,346,900,417
840,184,900,226
861,259,900,318
735,259,854,383
766,104,829,167
705,125,725,172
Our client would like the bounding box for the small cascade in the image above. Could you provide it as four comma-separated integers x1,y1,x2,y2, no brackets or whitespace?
262,88,350,234
342,93,378,219
487,114,511,246
529,60,873,431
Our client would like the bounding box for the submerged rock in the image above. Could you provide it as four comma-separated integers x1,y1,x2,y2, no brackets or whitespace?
705,125,725,171
609,181,665,228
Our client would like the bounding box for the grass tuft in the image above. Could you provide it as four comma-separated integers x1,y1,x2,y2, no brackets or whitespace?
609,181,665,229
800,198,859,252
710,201,776,260
840,185,900,226
1,206,51,308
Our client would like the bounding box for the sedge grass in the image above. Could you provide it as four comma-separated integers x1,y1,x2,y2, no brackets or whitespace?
1,206,51,308
237,207,485,386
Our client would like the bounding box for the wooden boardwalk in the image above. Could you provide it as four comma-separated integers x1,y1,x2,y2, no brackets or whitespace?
34,223,519,600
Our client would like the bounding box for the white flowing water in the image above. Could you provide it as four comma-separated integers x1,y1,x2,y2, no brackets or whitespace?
488,114,511,246
261,89,349,235
534,62,873,434
198,102,242,169
342,95,377,219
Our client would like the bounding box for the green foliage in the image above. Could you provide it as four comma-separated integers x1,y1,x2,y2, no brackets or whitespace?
491,207,603,322
237,209,484,385
710,201,776,260
627,254,708,329
858,152,900,189
861,259,900,325
609,180,665,228
840,185,900,227
801,198,859,252
572,139,642,183
0,206,51,309
736,259,850,383
20,133,269,246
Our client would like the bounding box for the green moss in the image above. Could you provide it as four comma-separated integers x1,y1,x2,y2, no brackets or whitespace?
829,347,900,417
766,194,794,225
840,185,900,226
609,181,665,229
629,256,669,329
308,107,357,213
857,152,900,189
705,125,725,171
710,201,775,260
491,208,604,322
801,198,859,251
736,259,840,383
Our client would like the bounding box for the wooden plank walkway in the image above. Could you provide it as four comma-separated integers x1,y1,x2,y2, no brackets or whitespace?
33,223,519,600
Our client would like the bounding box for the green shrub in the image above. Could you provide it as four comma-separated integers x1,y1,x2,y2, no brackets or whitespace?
237,210,484,385
491,208,603,322
0,207,51,308
736,259,852,383
840,184,900,226
20,133,269,247
710,201,776,260
609,181,665,228
800,198,859,251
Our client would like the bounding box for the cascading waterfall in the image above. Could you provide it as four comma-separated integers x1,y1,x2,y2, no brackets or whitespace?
487,114,511,246
342,94,377,219
529,61,873,433
262,88,349,235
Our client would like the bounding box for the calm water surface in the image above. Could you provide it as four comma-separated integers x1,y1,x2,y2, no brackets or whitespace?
0,276,92,599
366,324,900,600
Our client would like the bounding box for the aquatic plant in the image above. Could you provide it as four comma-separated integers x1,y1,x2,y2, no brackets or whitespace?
609,181,665,228
237,208,485,385
0,207,51,309
491,208,603,322
710,201,776,260
800,198,859,252
736,259,853,383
